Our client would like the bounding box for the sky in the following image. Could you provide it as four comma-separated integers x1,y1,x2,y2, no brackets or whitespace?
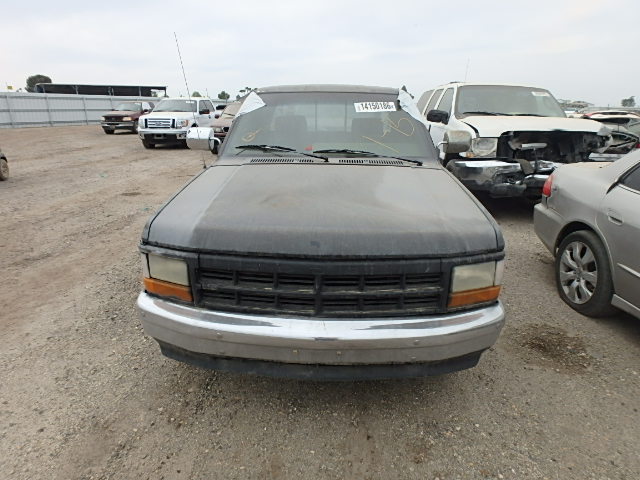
2,0,638,107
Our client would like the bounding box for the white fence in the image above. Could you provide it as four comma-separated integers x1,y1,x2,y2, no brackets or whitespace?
0,92,159,128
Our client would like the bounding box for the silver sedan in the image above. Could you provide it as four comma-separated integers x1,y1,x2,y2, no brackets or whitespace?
534,151,640,319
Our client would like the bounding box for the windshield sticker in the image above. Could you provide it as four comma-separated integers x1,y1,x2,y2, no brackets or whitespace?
397,88,428,126
531,91,550,97
354,101,396,113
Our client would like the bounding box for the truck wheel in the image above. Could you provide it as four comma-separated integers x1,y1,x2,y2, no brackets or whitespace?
142,139,155,149
131,123,138,134
555,230,617,318
0,158,8,180
103,128,114,134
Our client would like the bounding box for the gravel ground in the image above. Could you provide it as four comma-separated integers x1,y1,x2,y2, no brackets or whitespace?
0,126,638,480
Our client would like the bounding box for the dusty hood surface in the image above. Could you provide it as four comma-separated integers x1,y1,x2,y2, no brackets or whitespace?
462,115,607,137
144,164,502,257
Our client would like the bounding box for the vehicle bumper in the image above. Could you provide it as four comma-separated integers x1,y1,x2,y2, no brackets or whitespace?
137,292,505,379
533,200,565,253
139,129,188,143
101,121,136,130
448,159,557,197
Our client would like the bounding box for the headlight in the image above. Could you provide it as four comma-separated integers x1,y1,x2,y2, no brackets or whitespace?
177,119,190,128
449,260,503,308
122,116,132,121
147,254,189,285
213,127,223,133
101,116,106,121
139,118,145,127
470,138,498,157
142,253,192,302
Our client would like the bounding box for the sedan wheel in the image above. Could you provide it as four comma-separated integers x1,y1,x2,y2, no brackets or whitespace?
555,230,616,317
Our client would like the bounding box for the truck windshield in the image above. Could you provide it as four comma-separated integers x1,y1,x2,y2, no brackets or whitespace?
455,86,566,118
114,102,141,111
153,100,197,112
223,92,436,159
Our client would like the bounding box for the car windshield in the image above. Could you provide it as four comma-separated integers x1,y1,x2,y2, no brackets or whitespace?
114,102,141,111
223,92,436,159
220,103,241,118
153,99,197,112
455,86,566,118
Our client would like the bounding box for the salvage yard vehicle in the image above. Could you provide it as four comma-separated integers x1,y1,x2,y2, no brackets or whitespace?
137,97,221,149
581,111,640,157
0,148,8,180
100,101,154,134
417,83,612,200
137,84,506,380
534,151,640,319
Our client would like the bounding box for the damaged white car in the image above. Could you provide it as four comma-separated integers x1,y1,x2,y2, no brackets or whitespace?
417,83,612,199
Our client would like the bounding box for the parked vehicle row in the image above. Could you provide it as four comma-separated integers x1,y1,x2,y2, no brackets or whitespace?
127,83,638,381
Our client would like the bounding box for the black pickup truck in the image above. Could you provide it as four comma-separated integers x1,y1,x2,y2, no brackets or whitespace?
136,85,506,380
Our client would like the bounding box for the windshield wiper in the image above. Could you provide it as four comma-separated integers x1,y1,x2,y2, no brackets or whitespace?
460,111,508,116
510,113,547,117
235,145,328,161
312,148,422,166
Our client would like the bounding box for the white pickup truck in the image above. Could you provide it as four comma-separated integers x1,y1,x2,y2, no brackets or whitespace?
416,83,612,199
138,97,224,149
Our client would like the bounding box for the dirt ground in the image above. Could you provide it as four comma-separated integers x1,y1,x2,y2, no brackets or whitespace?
0,126,638,480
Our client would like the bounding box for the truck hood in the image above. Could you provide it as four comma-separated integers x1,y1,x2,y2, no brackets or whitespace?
462,115,608,137
105,110,138,116
143,163,502,258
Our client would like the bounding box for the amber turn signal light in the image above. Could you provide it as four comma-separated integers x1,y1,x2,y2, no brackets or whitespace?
144,277,193,303
448,285,501,308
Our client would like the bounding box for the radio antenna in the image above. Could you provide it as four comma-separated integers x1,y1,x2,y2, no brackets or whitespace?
174,32,207,169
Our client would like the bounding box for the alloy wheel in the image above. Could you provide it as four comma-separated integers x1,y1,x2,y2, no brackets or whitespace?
558,241,598,305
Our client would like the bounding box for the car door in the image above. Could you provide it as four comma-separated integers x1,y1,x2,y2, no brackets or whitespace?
597,161,640,310
197,100,213,127
428,87,455,158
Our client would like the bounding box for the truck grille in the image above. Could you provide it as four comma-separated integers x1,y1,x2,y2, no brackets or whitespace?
195,255,448,318
104,116,123,122
146,118,174,129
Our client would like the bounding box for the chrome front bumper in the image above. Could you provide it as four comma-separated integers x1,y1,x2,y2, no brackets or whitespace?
137,292,505,375
139,129,188,140
101,121,135,129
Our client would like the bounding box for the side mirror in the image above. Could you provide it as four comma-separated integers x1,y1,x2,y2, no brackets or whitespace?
426,109,449,124
199,109,210,115
187,127,219,152
441,130,472,154
142,109,149,113
214,113,221,119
